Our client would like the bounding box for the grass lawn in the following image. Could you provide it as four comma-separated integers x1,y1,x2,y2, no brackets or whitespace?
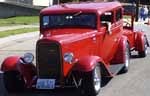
0,28,39,38
0,16,39,26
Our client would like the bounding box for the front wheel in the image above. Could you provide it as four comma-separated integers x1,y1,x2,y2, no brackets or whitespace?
3,71,25,93
81,64,101,96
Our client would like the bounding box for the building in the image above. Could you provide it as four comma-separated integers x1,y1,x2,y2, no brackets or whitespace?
0,0,33,5
0,0,54,6
0,0,121,7
33,0,53,6
0,0,41,18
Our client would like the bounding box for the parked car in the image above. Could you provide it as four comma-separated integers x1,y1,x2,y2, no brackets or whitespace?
1,1,149,96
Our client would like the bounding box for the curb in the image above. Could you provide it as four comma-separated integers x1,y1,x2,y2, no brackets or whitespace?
0,32,39,45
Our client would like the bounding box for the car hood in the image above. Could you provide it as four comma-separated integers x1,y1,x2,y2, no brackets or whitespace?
42,29,97,44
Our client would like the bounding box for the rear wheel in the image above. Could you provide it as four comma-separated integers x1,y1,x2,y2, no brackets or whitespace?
81,64,101,96
120,42,130,73
138,37,148,57
3,71,25,93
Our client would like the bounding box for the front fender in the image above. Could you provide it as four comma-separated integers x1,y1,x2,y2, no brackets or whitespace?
1,56,36,88
74,56,105,72
1,56,20,72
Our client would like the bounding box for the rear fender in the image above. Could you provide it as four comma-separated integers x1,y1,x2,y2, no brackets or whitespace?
135,32,146,52
111,36,128,64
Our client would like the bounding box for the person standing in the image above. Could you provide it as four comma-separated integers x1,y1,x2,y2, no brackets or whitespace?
148,6,150,18
144,5,148,21
140,6,145,21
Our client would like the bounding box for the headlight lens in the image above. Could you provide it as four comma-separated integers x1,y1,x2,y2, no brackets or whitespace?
64,52,74,63
22,53,34,64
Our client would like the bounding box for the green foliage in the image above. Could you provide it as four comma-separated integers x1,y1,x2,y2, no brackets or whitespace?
60,0,79,3
0,28,38,38
61,0,73,3
0,16,39,26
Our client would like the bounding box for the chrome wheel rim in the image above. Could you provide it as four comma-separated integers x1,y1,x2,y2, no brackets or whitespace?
145,43,148,55
125,46,129,68
94,66,101,92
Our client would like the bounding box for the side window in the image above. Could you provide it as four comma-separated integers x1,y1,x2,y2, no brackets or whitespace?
116,8,122,21
100,11,114,25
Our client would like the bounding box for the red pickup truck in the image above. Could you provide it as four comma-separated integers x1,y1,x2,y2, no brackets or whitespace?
1,1,149,96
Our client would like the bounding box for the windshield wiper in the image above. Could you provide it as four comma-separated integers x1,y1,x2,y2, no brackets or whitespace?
73,11,82,16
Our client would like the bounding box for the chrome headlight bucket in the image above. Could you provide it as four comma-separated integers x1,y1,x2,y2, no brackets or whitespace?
22,53,34,64
64,52,74,64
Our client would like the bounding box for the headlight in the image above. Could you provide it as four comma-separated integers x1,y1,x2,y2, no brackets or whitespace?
22,53,34,64
64,52,74,64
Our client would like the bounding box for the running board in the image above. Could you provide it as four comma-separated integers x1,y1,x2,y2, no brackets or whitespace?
109,64,124,75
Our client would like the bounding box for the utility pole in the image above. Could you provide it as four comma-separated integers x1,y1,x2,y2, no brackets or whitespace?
49,0,54,6
135,0,139,21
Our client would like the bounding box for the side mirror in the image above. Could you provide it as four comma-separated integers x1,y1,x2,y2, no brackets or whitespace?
106,22,112,35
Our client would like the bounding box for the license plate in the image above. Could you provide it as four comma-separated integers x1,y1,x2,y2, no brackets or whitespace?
36,79,55,89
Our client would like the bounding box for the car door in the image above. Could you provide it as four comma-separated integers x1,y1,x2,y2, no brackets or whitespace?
99,9,123,62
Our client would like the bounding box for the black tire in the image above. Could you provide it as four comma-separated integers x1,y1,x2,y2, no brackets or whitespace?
3,71,25,93
81,64,101,96
120,42,130,73
138,37,148,57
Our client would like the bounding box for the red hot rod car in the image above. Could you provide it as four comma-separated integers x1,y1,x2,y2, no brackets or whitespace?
1,1,149,96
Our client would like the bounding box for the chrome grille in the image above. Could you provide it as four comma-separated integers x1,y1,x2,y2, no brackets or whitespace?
36,42,62,81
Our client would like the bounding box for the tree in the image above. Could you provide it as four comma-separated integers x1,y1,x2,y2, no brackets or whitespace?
61,0,74,3
58,0,98,3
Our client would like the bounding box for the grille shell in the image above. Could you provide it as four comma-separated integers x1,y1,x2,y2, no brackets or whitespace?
36,41,62,82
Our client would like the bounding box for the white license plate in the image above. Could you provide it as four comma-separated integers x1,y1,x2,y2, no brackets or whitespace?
36,79,55,89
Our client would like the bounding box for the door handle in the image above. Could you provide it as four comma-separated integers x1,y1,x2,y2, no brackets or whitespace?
92,34,96,41
114,38,118,42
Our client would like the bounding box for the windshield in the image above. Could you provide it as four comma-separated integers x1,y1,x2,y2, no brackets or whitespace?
41,13,96,29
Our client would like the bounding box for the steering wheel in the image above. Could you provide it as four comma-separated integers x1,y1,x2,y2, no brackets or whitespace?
123,21,131,27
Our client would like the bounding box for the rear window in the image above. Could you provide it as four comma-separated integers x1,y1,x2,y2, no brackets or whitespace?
100,12,114,23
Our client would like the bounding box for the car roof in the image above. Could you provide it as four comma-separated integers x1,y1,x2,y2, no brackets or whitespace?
41,2,122,15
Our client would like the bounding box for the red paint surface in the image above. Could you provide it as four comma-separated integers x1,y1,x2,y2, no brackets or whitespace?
1,2,148,88
1,56,20,71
